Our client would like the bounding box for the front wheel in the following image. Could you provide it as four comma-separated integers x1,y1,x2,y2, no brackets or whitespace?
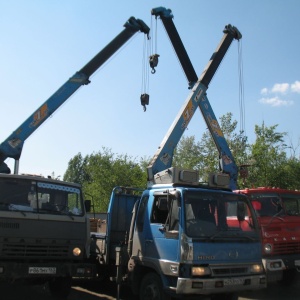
139,272,170,300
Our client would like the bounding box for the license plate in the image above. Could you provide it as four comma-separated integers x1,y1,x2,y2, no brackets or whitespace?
295,260,300,267
29,267,56,274
224,278,244,286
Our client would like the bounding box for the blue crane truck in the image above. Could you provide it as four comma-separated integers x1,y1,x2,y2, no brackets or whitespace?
89,7,266,300
92,169,265,300
0,15,149,298
0,6,266,300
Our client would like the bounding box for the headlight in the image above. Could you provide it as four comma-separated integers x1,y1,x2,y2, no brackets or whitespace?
192,266,211,276
264,243,272,254
250,264,263,273
73,247,82,256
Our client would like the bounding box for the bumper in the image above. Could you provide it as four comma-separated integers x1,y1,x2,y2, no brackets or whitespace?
263,254,300,272
263,255,300,282
171,275,266,295
0,261,95,280
262,258,285,272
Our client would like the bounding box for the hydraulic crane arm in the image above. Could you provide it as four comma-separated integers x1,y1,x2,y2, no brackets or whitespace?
147,24,241,190
151,7,198,88
0,17,149,174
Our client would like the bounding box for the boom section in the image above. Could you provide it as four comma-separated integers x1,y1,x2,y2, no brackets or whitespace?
151,7,197,88
147,24,241,189
0,17,149,174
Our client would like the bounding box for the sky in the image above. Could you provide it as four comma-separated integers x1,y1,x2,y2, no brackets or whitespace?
1,0,299,178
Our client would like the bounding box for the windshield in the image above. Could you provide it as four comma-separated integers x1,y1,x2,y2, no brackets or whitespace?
250,193,283,217
281,193,300,216
0,177,83,216
184,191,257,239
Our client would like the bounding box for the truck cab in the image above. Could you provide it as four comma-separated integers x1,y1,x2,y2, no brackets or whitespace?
236,187,300,284
0,173,94,297
94,168,266,299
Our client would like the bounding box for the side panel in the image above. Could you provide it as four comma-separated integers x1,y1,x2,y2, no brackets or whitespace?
106,191,141,261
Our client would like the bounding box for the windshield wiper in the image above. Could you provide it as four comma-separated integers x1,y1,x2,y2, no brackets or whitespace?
8,204,27,216
210,229,227,240
65,211,75,220
266,210,285,227
209,229,257,241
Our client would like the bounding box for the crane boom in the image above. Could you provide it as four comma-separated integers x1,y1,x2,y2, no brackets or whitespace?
0,17,149,174
151,7,198,88
147,22,241,190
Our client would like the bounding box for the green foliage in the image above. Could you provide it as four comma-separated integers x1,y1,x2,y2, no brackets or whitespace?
247,123,290,188
172,114,300,190
139,155,152,171
173,113,249,184
218,114,249,169
64,148,147,212
63,153,89,185
63,114,300,213
173,135,202,170
282,157,300,189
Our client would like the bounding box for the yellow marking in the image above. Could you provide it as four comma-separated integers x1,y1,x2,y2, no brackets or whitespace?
182,100,195,129
30,104,49,127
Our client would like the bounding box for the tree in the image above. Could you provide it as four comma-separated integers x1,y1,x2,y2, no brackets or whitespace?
247,122,288,188
173,135,202,170
64,148,147,212
172,117,300,189
283,157,300,189
63,152,89,185
173,113,249,185
63,118,300,212
139,155,152,173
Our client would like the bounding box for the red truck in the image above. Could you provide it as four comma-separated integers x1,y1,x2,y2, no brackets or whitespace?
236,187,300,284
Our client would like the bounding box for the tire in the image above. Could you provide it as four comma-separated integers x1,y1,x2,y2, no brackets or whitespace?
211,293,239,300
48,276,72,299
139,272,170,300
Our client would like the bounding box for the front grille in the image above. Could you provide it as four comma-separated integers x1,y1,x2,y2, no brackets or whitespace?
1,243,69,258
212,267,248,276
273,241,300,255
0,222,20,229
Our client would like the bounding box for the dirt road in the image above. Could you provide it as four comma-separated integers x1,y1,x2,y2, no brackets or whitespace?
1,275,299,300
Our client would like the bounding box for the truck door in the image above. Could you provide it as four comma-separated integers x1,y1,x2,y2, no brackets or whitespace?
132,193,180,263
149,196,180,261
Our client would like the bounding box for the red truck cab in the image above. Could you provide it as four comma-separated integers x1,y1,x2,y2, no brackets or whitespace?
236,187,300,284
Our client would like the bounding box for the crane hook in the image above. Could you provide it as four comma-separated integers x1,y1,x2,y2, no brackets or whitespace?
149,54,159,74
140,93,149,112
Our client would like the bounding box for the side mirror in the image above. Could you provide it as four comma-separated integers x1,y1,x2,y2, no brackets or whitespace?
237,201,246,221
85,200,92,213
